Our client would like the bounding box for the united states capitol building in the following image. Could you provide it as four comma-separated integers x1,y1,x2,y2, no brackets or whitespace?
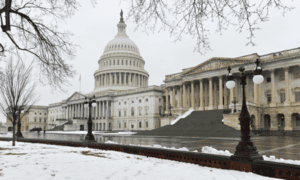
44,11,300,134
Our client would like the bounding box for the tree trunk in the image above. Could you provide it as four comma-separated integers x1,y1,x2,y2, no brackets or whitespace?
12,122,16,146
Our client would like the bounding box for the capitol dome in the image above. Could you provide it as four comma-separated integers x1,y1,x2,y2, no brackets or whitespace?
93,10,149,92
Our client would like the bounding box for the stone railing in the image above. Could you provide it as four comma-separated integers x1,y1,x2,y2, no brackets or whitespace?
260,47,300,62
165,72,182,80
0,137,299,180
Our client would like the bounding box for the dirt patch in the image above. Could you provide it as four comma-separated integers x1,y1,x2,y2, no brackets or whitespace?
0,148,14,151
81,151,110,159
4,153,27,155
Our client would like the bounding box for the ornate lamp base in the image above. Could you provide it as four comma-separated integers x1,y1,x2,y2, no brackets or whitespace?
230,140,263,162
84,134,96,143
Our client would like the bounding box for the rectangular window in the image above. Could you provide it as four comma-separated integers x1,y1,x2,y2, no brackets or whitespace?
145,109,148,115
294,72,300,79
267,94,271,104
119,123,121,128
296,92,300,102
44,118,47,123
266,77,271,83
34,118,37,122
139,109,141,116
39,118,41,122
124,122,126,128
280,93,285,103
146,121,148,128
124,111,126,117
139,121,142,128
119,111,121,117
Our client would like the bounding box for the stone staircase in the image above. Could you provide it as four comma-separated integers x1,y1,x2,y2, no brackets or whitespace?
136,109,257,138
48,120,73,131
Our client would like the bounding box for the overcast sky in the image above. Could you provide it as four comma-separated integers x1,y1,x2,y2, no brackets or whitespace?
1,1,300,122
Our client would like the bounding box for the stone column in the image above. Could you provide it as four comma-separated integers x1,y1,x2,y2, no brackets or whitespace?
270,69,276,107
245,75,250,103
224,83,228,108
114,73,116,85
270,112,277,131
218,75,224,109
183,83,186,108
234,78,238,103
208,77,213,110
199,79,204,110
110,73,112,85
187,84,190,108
191,81,195,110
254,83,258,105
127,73,130,85
172,86,176,108
284,67,291,105
180,85,183,108
214,80,217,109
102,101,105,118
165,88,169,113
106,101,109,118
230,85,234,106
284,113,293,131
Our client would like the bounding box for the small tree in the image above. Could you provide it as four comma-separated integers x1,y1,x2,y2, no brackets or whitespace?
0,57,39,146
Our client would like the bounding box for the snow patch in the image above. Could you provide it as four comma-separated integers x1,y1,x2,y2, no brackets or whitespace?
171,108,194,125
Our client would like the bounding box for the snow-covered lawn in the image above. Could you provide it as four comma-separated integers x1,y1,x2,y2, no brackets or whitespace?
0,141,282,180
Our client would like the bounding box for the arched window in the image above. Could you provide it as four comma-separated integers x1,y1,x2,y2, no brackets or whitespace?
131,108,134,116
130,60,132,66
114,60,115,65
122,60,123,65
117,60,119,65
133,61,135,66
126,60,128,65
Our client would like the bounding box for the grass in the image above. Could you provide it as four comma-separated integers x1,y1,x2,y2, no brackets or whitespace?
80,151,110,159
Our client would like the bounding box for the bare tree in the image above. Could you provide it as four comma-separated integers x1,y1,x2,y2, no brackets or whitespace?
124,0,294,54
0,57,39,146
0,0,97,90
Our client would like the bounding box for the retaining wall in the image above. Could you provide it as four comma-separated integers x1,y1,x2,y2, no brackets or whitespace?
0,138,299,180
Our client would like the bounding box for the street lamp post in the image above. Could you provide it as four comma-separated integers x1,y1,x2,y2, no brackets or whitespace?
16,107,24,138
83,95,96,142
226,59,264,162
169,105,173,116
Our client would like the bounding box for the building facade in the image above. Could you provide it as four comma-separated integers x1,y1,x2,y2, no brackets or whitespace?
163,48,300,134
48,12,164,131
46,11,300,134
5,105,48,131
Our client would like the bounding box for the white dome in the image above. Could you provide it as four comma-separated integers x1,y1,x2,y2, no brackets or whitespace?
103,36,140,55
92,10,149,94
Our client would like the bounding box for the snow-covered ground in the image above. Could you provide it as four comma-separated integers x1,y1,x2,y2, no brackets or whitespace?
171,108,194,125
1,132,300,166
0,141,283,180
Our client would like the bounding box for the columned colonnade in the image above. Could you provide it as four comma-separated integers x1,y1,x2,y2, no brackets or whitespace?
95,72,148,88
164,74,265,113
64,100,113,120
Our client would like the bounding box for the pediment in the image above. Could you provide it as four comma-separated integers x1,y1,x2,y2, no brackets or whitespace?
184,54,259,75
67,92,85,102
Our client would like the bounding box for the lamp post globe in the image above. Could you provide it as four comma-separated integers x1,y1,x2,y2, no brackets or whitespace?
226,79,235,89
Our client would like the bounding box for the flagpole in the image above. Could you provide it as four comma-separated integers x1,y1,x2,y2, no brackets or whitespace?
79,74,81,92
